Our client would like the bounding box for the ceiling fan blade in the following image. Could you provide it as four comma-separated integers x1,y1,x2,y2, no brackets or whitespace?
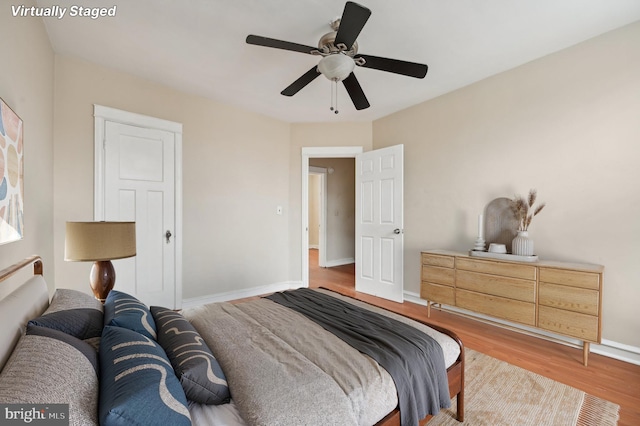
246,35,317,55
281,66,321,96
334,2,371,50
342,73,370,110
355,54,428,79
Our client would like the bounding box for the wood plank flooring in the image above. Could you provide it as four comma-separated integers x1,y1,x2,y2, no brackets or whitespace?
307,250,640,426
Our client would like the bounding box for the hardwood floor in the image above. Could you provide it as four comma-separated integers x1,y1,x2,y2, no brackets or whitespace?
308,249,640,426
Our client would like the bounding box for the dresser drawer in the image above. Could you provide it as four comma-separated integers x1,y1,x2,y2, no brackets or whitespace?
421,282,455,305
539,282,599,315
456,270,535,303
538,306,599,342
456,289,536,326
456,257,536,281
421,253,455,268
539,268,600,290
421,265,455,287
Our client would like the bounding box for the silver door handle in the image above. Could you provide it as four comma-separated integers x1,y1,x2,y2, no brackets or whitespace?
393,228,401,234
165,230,172,243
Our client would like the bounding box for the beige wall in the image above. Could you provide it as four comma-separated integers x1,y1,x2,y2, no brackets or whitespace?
0,10,54,297
373,22,640,347
53,56,291,299
289,123,372,279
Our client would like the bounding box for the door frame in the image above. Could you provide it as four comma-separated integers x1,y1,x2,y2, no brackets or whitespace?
301,146,362,287
93,104,183,307
308,166,328,267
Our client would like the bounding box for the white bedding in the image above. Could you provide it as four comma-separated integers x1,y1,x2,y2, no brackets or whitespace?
189,400,245,426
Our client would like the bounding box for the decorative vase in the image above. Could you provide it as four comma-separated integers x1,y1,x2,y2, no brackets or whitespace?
512,230,534,256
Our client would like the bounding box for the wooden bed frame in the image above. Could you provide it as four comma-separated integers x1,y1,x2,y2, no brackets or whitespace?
0,256,464,424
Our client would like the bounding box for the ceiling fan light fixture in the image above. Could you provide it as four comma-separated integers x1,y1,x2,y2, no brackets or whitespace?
318,53,355,82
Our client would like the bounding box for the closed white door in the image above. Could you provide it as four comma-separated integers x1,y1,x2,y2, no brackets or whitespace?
355,144,404,303
104,121,177,307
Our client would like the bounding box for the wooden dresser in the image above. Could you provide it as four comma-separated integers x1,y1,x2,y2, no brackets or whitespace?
420,250,603,365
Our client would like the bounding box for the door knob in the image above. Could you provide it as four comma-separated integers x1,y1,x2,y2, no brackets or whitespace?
393,228,401,234
165,230,172,243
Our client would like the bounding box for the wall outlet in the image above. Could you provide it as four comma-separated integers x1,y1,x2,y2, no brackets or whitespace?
276,205,283,215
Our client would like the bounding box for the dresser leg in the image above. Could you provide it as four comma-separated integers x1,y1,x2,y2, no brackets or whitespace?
583,342,590,367
427,301,431,318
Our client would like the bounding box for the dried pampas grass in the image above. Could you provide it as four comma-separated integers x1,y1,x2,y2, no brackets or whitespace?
511,189,545,231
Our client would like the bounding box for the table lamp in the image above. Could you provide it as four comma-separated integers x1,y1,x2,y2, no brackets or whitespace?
65,221,136,302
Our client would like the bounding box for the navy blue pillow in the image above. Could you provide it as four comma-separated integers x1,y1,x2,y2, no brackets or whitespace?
99,326,191,426
104,290,157,340
151,306,230,405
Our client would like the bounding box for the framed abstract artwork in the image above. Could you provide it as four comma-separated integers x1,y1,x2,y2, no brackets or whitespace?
0,98,24,244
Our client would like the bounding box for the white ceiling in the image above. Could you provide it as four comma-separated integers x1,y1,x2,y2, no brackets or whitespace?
39,0,640,123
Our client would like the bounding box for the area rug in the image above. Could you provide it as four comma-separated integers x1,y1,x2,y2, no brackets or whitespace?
430,349,620,426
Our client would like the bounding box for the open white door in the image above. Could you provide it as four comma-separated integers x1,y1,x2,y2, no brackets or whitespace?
355,144,404,302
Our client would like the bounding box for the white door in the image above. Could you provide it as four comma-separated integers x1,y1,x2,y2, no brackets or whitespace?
103,121,177,308
355,144,404,302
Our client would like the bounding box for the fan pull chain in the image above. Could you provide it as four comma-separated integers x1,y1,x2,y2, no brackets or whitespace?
329,80,339,114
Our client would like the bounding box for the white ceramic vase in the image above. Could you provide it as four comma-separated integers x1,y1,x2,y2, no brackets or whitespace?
512,230,534,256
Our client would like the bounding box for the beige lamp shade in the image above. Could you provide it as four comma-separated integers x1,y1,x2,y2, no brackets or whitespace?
65,222,136,261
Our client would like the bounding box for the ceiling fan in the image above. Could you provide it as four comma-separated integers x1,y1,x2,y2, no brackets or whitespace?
246,1,428,113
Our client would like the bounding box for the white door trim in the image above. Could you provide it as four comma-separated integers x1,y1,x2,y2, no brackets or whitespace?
309,166,328,267
93,104,183,307
301,146,363,287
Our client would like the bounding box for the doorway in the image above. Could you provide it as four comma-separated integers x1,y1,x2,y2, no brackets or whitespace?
302,145,405,302
301,147,362,287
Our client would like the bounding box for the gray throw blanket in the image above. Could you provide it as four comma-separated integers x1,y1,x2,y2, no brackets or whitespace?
266,288,450,426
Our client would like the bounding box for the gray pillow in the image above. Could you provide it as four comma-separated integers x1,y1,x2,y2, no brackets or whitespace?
151,306,230,405
0,325,99,426
28,288,104,340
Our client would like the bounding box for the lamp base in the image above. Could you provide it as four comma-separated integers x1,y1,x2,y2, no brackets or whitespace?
89,260,115,303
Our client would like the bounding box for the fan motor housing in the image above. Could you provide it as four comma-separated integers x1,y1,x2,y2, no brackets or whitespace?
317,23,358,57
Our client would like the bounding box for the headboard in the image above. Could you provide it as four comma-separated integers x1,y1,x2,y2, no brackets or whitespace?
0,256,49,371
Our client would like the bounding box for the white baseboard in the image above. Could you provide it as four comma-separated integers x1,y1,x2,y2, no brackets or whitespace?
182,281,304,310
308,245,319,249
403,290,640,366
324,257,355,268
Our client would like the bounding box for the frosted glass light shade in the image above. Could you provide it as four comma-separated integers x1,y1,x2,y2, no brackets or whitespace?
65,221,136,261
318,54,355,81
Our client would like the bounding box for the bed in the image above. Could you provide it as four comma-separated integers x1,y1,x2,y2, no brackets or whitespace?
0,256,464,426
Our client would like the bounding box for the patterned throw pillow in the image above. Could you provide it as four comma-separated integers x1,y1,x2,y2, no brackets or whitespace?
99,325,191,426
28,288,103,340
151,306,230,405
103,290,157,340
0,325,99,426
